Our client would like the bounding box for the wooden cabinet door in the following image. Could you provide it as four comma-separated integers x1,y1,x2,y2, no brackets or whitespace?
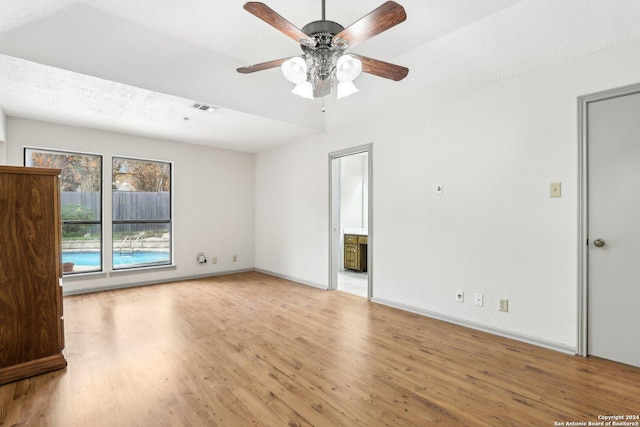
344,243,358,269
0,166,67,385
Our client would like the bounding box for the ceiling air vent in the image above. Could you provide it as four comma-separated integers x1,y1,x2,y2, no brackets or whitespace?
192,102,219,113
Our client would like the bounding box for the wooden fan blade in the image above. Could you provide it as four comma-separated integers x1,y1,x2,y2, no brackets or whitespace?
351,54,408,81
237,57,291,74
333,1,406,49
244,2,316,46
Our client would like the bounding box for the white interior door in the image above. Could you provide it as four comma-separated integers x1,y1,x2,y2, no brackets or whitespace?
587,90,640,367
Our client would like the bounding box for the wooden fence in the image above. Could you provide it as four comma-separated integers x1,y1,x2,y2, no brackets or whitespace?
61,192,170,233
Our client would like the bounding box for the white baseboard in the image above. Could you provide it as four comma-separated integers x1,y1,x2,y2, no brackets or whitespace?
62,268,254,296
371,297,577,355
254,268,328,290
62,268,576,356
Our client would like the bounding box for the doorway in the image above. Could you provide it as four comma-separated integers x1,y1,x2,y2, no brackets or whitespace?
329,144,372,299
579,84,640,368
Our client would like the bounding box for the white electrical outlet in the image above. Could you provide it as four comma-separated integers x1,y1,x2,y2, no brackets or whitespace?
232,255,237,262
474,294,483,306
456,290,464,302
499,299,509,312
211,257,217,265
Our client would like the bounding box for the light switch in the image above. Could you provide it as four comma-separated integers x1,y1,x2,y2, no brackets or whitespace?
550,182,561,198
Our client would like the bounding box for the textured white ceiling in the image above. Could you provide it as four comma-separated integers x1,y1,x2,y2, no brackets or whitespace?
0,54,318,151
1,0,639,152
1,0,523,64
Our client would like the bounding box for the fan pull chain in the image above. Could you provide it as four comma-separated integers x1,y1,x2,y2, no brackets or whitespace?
322,97,326,113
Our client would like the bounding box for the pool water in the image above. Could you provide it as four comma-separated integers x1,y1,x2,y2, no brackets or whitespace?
63,251,170,266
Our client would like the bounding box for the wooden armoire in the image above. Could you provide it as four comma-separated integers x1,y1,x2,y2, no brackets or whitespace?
0,166,67,385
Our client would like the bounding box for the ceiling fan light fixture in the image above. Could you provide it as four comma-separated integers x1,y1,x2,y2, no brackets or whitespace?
336,81,359,99
281,57,308,84
292,81,314,99
238,1,408,100
336,54,362,83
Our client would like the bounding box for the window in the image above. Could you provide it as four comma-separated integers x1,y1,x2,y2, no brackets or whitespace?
112,157,172,270
25,148,103,274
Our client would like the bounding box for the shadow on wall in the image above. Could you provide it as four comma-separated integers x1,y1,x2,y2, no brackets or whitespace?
0,109,7,164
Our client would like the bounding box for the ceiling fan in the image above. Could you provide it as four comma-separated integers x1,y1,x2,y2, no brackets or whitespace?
237,1,409,100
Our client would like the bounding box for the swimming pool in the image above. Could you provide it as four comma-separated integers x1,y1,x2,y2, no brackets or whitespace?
63,251,170,266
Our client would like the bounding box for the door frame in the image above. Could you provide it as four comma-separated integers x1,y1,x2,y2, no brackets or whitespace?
329,144,373,299
577,82,640,357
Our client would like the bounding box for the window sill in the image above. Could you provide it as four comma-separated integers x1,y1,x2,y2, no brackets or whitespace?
109,264,177,277
62,271,108,281
61,265,176,281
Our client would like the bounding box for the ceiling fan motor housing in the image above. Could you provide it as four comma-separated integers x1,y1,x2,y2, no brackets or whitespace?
301,20,345,48
301,20,347,89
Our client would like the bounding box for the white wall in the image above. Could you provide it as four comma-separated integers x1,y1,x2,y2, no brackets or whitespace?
0,108,6,164
254,139,329,287
340,154,367,231
254,37,640,352
6,118,255,294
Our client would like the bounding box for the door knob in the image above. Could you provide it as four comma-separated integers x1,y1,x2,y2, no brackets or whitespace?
593,238,605,247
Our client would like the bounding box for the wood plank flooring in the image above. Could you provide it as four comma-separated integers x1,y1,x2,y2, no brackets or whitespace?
1,271,639,426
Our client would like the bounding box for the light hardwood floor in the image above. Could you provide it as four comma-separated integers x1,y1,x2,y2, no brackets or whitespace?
1,271,639,426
